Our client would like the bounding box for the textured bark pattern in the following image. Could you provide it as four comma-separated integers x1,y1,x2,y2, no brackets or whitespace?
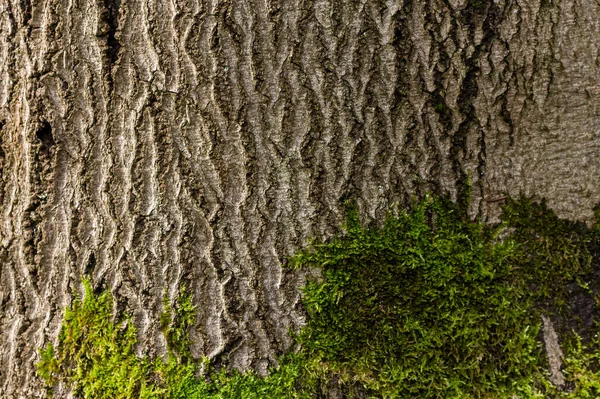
0,0,599,396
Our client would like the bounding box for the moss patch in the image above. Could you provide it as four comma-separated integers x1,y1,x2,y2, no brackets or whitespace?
37,195,600,398
36,281,160,398
290,195,544,397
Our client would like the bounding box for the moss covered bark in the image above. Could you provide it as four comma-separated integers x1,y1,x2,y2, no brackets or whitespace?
38,195,600,398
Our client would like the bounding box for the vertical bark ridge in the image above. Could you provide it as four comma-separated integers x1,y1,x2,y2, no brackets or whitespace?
1,0,48,391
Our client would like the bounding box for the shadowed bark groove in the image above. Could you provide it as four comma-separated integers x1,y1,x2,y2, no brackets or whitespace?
0,0,599,396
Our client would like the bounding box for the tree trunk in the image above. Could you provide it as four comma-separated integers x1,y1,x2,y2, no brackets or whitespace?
1,0,599,396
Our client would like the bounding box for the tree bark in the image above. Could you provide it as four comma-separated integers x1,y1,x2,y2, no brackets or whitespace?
1,0,599,396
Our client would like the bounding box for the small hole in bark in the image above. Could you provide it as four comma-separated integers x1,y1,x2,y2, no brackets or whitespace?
85,253,96,276
36,121,55,155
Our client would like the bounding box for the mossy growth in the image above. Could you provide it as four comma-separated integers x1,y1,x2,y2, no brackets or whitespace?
160,286,196,361
552,332,600,398
290,195,543,397
37,194,600,398
36,281,161,398
501,197,596,314
37,281,317,399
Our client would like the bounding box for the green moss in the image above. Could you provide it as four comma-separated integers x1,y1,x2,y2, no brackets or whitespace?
290,195,543,397
555,332,600,398
502,197,594,304
37,194,600,398
36,281,161,398
37,282,318,399
160,285,196,361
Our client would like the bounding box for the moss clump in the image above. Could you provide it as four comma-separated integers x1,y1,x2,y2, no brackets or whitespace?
160,286,196,361
553,332,600,398
502,197,595,310
36,281,161,398
290,195,543,397
37,194,600,398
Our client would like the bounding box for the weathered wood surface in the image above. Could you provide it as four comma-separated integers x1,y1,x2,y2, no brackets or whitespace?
0,0,599,396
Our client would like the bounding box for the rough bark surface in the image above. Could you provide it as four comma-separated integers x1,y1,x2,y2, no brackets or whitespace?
0,0,599,397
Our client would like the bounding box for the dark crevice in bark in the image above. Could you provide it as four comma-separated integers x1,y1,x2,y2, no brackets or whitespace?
101,0,121,91
500,95,515,146
303,107,327,222
421,4,450,197
431,93,453,132
92,269,109,297
213,18,238,125
429,4,454,134
453,63,478,192
424,131,444,196
481,2,503,47
211,335,244,373
104,0,121,64
427,3,458,136
221,3,241,45
454,2,504,209
35,121,54,157
477,128,487,217
68,207,84,281
476,2,503,212
390,0,415,206
20,0,32,26
28,120,55,291
464,0,489,29
210,23,220,52
392,2,411,93
85,252,96,276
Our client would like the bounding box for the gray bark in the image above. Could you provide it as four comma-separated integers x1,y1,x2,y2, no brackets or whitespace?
0,0,599,397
